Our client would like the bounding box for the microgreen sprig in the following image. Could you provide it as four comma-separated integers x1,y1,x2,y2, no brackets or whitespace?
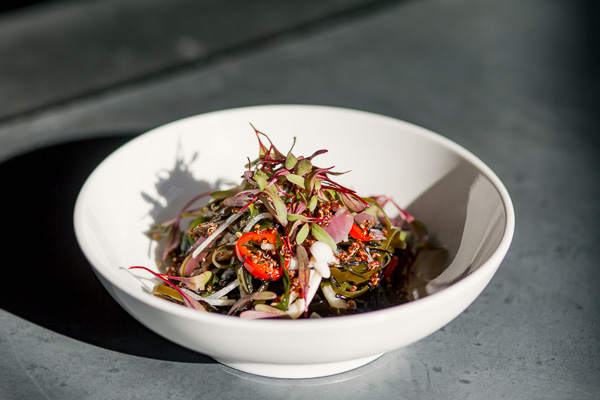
238,125,370,248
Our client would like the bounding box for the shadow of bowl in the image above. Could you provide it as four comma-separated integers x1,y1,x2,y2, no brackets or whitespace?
0,134,215,364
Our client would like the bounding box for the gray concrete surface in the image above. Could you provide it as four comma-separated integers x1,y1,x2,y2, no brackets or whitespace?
0,0,382,120
1,0,599,399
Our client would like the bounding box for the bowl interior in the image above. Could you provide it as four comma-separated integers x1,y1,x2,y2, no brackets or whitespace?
75,105,512,317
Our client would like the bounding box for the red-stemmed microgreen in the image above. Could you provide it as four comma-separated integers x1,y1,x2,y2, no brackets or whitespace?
159,190,213,261
295,244,310,306
371,195,415,223
136,124,430,318
129,266,206,311
227,291,277,316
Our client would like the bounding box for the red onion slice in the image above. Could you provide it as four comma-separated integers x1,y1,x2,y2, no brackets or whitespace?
322,207,354,243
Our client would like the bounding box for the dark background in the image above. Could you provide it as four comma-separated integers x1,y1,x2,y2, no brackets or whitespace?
1,0,598,398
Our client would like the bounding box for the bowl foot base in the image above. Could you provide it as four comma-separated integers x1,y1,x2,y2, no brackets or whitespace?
215,353,384,379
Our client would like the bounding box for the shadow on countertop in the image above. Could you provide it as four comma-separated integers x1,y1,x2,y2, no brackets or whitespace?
0,134,216,364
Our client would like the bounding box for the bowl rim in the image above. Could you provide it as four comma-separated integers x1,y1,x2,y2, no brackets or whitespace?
74,104,515,330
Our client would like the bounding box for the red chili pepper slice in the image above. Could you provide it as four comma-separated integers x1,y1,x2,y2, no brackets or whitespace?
235,231,289,280
383,255,400,279
349,223,371,241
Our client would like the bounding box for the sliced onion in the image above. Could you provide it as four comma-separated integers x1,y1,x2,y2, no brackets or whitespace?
306,270,322,307
285,270,322,319
370,229,387,241
239,310,284,319
322,207,353,243
206,279,240,299
286,298,306,319
288,291,299,304
354,212,376,224
182,288,236,306
261,243,275,251
192,212,244,258
287,256,298,271
322,283,348,309
311,260,330,279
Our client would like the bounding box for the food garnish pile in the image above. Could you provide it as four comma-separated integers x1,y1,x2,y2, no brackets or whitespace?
131,126,432,319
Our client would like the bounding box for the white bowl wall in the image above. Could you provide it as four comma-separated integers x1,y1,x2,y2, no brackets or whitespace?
74,105,514,378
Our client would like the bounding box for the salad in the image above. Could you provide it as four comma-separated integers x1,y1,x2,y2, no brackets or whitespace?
131,126,433,319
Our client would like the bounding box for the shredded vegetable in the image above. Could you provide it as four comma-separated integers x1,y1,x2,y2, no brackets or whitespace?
132,125,438,318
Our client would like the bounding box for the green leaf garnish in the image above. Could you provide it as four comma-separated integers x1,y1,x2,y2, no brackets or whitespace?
259,193,288,226
296,159,313,176
311,223,336,251
228,291,277,315
296,223,310,244
287,214,310,222
131,124,435,319
256,174,268,191
285,152,298,170
308,195,318,212
286,173,305,187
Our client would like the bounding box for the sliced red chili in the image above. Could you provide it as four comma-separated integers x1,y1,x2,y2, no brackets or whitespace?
235,230,289,280
349,223,371,241
383,255,400,279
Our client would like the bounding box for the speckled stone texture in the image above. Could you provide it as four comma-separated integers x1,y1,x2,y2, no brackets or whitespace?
1,0,598,398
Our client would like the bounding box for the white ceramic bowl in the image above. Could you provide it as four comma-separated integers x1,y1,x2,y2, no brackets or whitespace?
74,105,514,379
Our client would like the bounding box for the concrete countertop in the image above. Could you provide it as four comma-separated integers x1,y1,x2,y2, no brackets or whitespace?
1,0,598,398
